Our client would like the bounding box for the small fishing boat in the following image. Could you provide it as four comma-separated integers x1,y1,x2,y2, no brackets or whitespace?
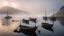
43,10,48,21
22,19,29,24
29,17,37,23
42,23,53,32
43,16,48,21
13,22,37,36
3,12,12,25
42,10,54,32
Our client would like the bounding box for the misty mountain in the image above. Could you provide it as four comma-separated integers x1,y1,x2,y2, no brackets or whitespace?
53,6,64,26
53,6,64,17
0,6,29,14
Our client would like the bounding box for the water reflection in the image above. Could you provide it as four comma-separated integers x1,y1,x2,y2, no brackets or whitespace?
0,17,64,36
58,19,64,26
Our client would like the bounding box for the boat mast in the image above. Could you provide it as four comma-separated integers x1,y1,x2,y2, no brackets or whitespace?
45,10,47,23
45,10,46,17
7,11,9,26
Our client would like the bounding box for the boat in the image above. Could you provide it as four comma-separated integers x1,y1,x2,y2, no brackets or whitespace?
42,10,53,32
42,23,54,32
22,19,29,24
43,10,48,22
43,16,48,21
3,12,12,25
29,17,37,23
13,23,37,36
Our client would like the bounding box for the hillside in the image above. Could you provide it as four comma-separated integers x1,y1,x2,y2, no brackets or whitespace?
53,6,64,17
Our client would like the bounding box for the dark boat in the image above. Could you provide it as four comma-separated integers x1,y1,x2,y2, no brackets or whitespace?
42,23,54,32
43,16,48,21
22,19,29,24
29,18,37,23
43,10,48,22
12,20,20,22
13,24,37,36
3,12,12,25
5,12,12,19
5,16,12,19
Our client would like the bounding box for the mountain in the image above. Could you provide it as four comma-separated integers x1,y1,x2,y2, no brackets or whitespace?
52,6,64,26
53,6,64,17
0,6,29,14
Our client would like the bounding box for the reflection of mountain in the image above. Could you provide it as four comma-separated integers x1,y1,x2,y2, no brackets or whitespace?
0,6,29,14
54,6,64,17
53,6,64,26
59,20,64,26
50,6,64,26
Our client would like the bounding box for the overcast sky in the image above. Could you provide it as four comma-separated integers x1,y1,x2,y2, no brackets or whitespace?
0,0,64,16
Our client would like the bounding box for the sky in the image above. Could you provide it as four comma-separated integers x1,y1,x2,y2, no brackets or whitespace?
0,0,64,17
